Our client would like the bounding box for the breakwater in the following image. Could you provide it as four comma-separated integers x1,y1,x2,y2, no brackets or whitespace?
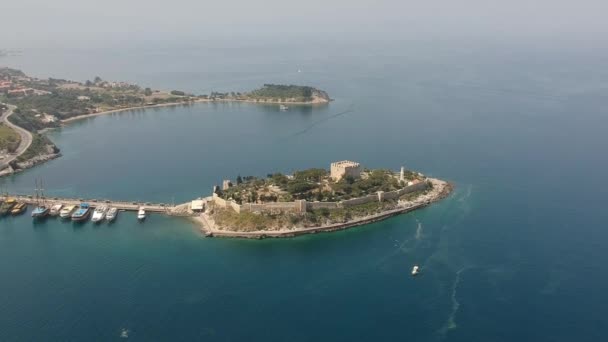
0,194,176,213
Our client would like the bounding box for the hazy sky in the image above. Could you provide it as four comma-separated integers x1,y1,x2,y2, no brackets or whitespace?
3,0,608,47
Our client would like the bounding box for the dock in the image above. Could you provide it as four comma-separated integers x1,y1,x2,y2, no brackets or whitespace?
0,194,178,214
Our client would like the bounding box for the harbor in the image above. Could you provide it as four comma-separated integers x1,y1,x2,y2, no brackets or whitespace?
0,193,195,224
0,194,176,213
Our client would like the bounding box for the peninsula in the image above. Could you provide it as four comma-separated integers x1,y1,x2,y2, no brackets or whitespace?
190,161,452,238
0,67,330,176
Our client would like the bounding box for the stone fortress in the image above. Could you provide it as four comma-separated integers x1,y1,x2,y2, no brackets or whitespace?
210,161,430,215
330,160,362,181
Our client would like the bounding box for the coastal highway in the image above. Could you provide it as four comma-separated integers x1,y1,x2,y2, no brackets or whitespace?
0,104,33,170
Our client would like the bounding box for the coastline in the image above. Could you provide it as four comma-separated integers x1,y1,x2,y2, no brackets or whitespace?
60,99,207,124
194,178,453,239
60,96,329,124
3,96,329,176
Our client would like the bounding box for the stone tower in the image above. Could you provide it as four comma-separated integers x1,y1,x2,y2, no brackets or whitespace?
330,160,361,181
222,180,233,190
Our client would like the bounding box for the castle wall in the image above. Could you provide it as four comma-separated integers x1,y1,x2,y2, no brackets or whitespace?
212,180,430,214
341,194,377,207
307,202,340,210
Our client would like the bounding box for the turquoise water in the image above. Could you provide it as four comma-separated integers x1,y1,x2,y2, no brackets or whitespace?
1,40,608,341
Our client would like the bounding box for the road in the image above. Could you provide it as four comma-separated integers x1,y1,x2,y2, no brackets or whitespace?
0,104,33,169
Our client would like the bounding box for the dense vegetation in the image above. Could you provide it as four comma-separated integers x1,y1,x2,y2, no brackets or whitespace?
219,168,414,204
0,123,20,153
212,199,401,232
0,67,25,78
0,71,195,128
247,84,316,102
5,107,58,131
15,133,58,163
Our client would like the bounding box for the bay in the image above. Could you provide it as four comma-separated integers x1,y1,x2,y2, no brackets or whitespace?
1,39,607,341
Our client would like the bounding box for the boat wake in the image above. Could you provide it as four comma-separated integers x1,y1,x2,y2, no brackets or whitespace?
415,219,423,240
458,184,472,203
438,267,473,339
286,105,355,138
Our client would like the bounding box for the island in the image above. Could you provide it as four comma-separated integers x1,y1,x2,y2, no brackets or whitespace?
0,67,330,176
188,160,452,238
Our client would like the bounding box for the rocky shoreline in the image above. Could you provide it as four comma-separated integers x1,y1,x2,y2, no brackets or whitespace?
195,179,453,239
0,148,61,177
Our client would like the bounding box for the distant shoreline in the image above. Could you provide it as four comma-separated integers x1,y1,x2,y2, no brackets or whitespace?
59,96,329,125
60,100,207,124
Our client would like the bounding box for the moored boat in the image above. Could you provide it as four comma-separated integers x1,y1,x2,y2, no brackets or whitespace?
60,205,77,219
11,202,27,215
31,205,50,218
411,265,420,276
31,178,49,218
137,207,146,221
279,104,289,111
106,207,118,222
71,203,91,222
91,206,107,223
50,203,63,216
0,198,17,216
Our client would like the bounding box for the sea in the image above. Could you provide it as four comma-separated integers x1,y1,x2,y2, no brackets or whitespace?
1,38,607,341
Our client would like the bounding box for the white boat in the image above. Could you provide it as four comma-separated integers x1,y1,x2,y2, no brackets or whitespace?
49,203,63,216
91,206,107,223
137,207,146,221
59,205,77,219
279,104,289,111
411,265,420,276
106,207,118,222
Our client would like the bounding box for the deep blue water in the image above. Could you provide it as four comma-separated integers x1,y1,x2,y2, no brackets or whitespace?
1,39,608,341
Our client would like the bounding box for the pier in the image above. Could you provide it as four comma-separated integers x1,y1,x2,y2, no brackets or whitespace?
0,194,184,214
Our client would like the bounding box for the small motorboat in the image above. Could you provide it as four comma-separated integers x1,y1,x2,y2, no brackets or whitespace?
49,203,63,216
106,207,118,222
279,104,289,111
137,207,146,221
0,198,16,216
59,205,77,219
11,202,27,215
411,265,420,276
91,206,107,223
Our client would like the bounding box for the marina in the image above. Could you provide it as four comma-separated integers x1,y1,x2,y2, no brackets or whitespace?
0,193,181,223
0,194,175,213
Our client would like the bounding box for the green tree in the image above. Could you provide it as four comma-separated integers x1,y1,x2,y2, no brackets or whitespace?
236,175,243,185
144,87,153,96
